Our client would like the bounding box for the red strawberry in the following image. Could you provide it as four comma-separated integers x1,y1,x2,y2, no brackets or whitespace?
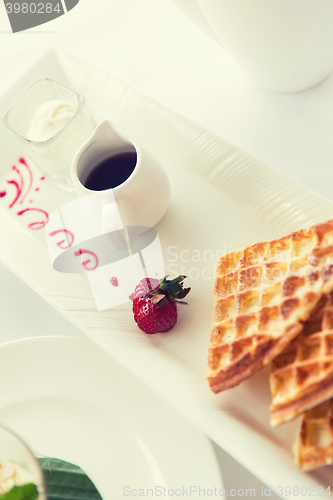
132,276,190,334
132,277,160,300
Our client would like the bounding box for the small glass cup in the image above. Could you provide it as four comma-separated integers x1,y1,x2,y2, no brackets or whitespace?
1,76,95,190
0,425,46,499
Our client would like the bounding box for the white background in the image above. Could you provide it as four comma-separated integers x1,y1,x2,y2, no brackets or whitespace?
1,0,332,495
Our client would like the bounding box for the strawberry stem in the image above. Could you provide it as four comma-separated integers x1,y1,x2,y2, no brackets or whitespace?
147,275,190,307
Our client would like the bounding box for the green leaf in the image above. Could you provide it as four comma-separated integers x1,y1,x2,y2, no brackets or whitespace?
173,275,187,284
159,275,169,284
38,457,103,500
1,483,38,500
174,287,191,300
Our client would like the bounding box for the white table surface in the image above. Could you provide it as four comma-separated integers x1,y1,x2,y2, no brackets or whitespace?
1,0,332,495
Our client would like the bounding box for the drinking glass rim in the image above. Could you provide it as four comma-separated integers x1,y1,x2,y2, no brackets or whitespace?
0,424,46,499
1,76,85,149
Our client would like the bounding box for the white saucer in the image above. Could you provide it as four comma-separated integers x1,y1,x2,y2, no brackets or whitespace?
0,336,223,499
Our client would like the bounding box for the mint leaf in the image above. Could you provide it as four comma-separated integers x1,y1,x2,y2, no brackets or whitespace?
38,457,103,499
1,483,38,500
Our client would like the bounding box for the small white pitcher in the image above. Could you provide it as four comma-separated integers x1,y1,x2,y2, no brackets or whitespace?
71,119,171,228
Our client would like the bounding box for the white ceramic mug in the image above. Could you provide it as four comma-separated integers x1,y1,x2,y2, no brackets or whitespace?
170,0,333,92
71,119,171,228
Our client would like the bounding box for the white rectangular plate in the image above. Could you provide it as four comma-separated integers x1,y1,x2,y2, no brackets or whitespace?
1,47,333,498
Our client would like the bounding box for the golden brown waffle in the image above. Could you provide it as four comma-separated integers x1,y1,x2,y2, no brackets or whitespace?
270,293,333,427
293,399,333,471
208,219,333,394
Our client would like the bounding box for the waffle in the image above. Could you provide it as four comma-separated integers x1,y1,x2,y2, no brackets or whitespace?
270,293,333,427
208,219,333,394
293,399,333,471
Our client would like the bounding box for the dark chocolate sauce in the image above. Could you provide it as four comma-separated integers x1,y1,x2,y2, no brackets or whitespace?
84,152,137,191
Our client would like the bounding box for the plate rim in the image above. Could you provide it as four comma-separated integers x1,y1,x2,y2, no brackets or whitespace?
0,335,224,494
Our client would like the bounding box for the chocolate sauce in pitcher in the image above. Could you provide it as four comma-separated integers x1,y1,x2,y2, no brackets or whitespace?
84,152,137,191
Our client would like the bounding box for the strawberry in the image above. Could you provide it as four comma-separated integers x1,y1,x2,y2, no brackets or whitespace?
132,276,190,334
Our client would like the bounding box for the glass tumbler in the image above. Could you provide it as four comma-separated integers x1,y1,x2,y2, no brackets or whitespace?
2,76,95,190
0,425,46,499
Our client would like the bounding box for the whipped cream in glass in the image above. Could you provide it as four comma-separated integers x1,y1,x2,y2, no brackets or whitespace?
27,99,77,143
2,77,95,189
